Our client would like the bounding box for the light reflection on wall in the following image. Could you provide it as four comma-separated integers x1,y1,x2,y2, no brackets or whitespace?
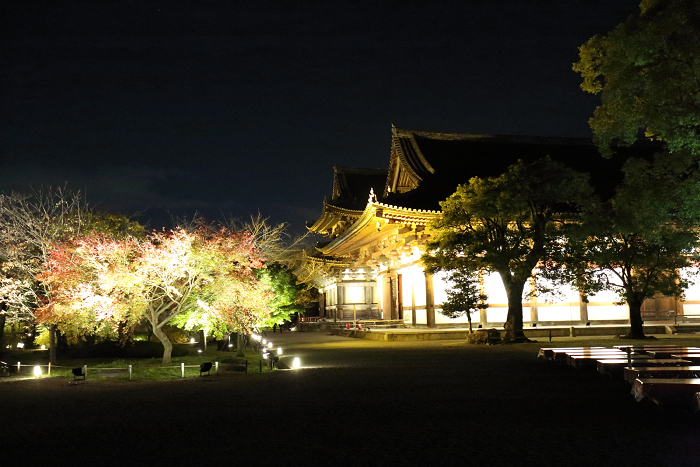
345,286,365,304
537,277,581,322
400,265,426,307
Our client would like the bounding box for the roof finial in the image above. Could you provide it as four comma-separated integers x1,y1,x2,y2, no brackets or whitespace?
368,188,377,204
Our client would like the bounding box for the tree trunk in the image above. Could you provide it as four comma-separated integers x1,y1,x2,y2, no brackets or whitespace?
49,324,56,364
152,325,173,363
627,297,646,339
501,274,528,342
0,312,5,343
236,332,245,357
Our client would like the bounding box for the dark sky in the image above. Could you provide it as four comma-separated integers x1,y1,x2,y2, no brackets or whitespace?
1,0,641,235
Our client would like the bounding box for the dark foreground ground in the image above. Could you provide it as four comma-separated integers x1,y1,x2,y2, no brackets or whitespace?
2,332,700,467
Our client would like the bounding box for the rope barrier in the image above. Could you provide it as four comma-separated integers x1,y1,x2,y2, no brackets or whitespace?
7,360,227,380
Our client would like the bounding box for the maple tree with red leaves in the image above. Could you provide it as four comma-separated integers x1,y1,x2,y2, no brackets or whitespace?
37,226,271,363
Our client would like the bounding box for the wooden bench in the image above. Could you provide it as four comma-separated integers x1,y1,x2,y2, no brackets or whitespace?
631,378,700,407
596,358,687,377
537,347,604,360
72,367,86,381
623,365,700,384
551,348,620,361
199,362,213,376
567,353,630,368
644,348,700,358
669,353,700,363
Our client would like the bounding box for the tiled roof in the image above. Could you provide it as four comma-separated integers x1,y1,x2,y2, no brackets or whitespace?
331,166,388,210
386,127,660,210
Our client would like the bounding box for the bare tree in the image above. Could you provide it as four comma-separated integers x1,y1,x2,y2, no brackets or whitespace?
0,187,90,361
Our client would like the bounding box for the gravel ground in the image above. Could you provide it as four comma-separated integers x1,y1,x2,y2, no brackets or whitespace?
2,332,700,467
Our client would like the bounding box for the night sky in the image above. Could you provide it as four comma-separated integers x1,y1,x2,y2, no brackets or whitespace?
1,0,641,235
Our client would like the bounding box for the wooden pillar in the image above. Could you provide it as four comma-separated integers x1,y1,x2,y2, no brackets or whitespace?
411,279,417,327
425,272,436,329
382,276,392,320
397,274,404,320
675,297,684,323
319,292,326,319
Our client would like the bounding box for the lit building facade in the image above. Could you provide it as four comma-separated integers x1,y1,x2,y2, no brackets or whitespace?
305,127,699,327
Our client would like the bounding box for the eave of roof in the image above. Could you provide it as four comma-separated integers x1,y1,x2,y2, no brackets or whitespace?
306,200,365,234
317,200,440,257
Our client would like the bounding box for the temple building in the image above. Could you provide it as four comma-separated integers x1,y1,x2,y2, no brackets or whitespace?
304,126,700,328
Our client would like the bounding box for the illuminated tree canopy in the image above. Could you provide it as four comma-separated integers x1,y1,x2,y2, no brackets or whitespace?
36,226,270,363
573,0,700,157
423,157,592,342
542,154,700,339
0,186,143,346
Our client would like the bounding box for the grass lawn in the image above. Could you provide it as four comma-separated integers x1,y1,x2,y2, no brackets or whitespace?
2,332,700,466
1,343,281,383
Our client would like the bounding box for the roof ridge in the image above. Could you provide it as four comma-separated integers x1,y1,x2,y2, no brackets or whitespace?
393,127,594,145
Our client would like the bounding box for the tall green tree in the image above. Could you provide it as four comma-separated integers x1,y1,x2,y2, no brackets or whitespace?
423,157,593,342
542,153,700,339
256,262,305,325
440,269,487,333
573,0,700,157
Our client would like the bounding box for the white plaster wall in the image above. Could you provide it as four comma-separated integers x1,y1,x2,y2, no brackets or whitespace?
486,307,507,324
587,305,629,320
538,305,580,322
433,270,449,306
682,304,700,316
415,308,427,325
483,272,508,304
681,268,700,301
435,309,473,324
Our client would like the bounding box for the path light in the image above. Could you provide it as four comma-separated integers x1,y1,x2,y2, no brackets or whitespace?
16,343,24,349
277,347,282,355
33,365,42,376
292,357,300,369
267,342,273,349
40,345,46,350
262,339,267,345
197,350,202,354
190,338,195,343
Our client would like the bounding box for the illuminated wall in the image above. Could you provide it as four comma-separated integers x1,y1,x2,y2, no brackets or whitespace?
681,268,700,315
400,265,426,308
345,286,365,304
586,288,629,320
537,280,581,322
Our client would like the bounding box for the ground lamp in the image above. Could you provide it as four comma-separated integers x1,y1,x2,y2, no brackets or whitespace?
292,357,300,369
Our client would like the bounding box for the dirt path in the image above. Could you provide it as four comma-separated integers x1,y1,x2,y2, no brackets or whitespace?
2,332,699,466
